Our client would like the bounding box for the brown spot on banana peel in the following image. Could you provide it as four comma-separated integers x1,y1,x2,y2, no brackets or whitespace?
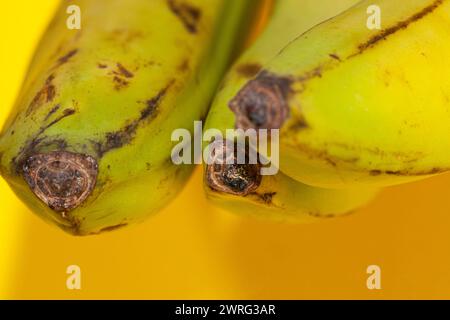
44,104,61,121
111,63,134,90
113,76,129,90
60,215,85,236
106,29,144,48
178,59,190,73
93,80,174,158
206,140,261,196
255,192,277,205
26,74,56,116
115,63,134,78
141,81,174,120
290,142,449,177
309,210,355,219
167,0,202,34
354,0,444,55
56,49,78,66
236,63,262,78
285,113,309,131
13,108,76,173
329,54,341,61
100,223,128,233
229,71,293,131
370,167,448,176
22,151,98,212
327,141,424,162
86,223,129,235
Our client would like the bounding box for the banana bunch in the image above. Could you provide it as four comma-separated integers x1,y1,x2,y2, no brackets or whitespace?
2,0,449,233
203,0,450,218
0,0,252,235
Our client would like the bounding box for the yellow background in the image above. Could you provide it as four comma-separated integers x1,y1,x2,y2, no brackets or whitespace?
1,1,450,299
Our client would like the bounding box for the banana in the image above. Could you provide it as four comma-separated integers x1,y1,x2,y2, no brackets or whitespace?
0,0,253,235
203,0,378,221
226,0,450,188
207,0,360,132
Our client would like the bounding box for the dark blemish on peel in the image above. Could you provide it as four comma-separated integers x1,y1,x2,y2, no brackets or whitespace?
141,80,174,120
44,104,61,121
106,29,144,47
116,63,134,78
386,167,446,176
27,74,56,116
369,168,448,177
13,108,77,173
111,63,134,90
57,49,78,65
47,109,75,128
98,223,128,233
329,54,341,61
355,0,443,55
309,212,336,219
93,80,174,158
113,76,129,90
97,63,107,69
229,71,293,130
167,0,202,34
288,114,309,131
259,192,276,204
308,211,355,219
236,63,262,78
299,67,322,80
178,59,190,72
370,170,382,176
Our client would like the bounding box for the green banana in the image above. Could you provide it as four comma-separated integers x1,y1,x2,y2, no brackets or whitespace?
203,0,378,221
0,0,253,235
226,0,450,188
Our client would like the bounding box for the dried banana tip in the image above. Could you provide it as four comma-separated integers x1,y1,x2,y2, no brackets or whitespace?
22,151,98,212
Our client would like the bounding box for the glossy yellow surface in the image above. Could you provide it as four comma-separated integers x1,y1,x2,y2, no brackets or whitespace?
1,0,450,299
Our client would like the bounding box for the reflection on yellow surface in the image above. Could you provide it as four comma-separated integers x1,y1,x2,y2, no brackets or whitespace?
1,1,450,299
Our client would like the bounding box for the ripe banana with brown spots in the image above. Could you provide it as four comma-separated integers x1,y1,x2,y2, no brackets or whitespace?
203,0,378,221
0,0,253,235
225,0,450,188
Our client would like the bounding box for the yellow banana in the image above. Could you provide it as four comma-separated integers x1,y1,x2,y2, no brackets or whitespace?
203,0,377,221
227,0,450,188
0,0,253,235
